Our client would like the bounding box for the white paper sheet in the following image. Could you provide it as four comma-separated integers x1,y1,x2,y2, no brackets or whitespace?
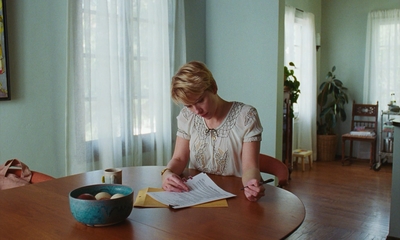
147,172,236,209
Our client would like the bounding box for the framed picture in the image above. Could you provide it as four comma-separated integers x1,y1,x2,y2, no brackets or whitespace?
0,0,10,100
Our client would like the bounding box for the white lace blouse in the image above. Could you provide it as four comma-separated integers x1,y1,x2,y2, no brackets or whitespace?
176,102,263,177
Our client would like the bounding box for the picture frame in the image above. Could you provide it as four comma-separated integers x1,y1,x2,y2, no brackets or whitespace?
0,0,10,100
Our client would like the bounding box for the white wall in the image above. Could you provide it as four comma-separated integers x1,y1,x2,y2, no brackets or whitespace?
205,0,284,158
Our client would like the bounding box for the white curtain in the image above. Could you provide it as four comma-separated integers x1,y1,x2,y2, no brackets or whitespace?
364,9,400,113
284,6,317,159
66,0,186,175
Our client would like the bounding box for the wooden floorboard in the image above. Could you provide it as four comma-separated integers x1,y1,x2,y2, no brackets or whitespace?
284,159,392,240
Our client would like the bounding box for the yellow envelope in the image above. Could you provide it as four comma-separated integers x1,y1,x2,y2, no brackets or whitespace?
133,187,228,208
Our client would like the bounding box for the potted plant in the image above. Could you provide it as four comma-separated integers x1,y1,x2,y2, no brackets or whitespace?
317,66,349,161
284,62,300,118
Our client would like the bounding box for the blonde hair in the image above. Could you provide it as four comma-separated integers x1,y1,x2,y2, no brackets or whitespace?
171,61,217,104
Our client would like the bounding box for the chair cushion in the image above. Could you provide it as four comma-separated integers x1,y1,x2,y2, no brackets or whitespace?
342,133,376,140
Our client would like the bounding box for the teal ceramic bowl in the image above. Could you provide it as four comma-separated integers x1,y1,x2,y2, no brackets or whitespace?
69,184,133,227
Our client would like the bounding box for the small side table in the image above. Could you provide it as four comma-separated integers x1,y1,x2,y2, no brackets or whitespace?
292,149,313,171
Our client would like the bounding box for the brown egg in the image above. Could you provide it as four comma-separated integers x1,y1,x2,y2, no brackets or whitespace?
95,192,111,200
77,193,96,200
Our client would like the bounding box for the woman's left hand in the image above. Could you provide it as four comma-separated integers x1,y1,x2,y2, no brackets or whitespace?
243,179,265,202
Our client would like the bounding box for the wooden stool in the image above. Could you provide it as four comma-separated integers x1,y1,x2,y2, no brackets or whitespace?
292,149,313,171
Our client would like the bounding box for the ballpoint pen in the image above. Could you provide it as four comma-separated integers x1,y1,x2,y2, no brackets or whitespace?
240,178,274,190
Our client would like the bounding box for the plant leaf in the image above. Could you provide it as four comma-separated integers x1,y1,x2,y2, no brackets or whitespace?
333,79,343,87
319,82,326,91
326,72,333,79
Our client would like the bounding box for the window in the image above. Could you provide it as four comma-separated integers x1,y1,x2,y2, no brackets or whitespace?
376,22,400,97
364,9,400,115
80,1,161,141
66,0,184,174
284,5,317,153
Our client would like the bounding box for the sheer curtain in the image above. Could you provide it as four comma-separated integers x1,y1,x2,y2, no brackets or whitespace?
364,9,400,113
66,0,186,175
284,5,317,158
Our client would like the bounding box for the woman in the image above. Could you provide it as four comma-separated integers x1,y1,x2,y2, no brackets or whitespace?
162,61,265,201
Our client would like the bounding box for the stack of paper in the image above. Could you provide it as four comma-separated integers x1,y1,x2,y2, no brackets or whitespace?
134,173,236,209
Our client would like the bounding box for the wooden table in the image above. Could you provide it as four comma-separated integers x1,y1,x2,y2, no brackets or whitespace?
0,166,305,240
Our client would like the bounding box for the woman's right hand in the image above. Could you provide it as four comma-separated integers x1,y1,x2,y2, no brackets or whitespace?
162,171,190,192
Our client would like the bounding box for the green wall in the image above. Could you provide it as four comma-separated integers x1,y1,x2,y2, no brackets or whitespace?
0,0,67,177
205,0,284,158
184,0,206,63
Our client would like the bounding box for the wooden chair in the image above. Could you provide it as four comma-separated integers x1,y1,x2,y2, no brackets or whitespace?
259,154,289,188
8,169,55,184
341,101,379,166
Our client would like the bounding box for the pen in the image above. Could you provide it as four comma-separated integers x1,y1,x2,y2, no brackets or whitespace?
240,178,274,190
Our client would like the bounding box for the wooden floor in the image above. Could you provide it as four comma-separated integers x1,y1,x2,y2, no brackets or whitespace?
284,159,392,240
